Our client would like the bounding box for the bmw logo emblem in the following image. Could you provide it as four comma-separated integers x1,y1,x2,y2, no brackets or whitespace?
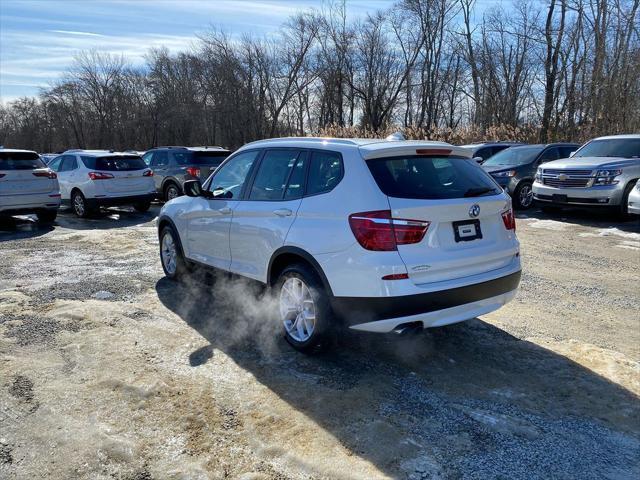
469,204,480,218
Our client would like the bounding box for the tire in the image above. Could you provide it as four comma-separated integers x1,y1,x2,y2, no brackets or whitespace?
164,183,180,202
618,180,637,219
159,226,188,280
513,181,534,210
71,190,92,218
276,263,333,353
36,209,57,224
134,202,151,212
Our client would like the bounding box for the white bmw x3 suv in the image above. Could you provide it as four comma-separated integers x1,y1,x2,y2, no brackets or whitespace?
0,149,60,224
157,138,521,351
48,150,156,217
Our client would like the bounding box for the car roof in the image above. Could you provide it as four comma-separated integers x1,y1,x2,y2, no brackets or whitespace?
592,134,640,141
150,146,229,152
459,142,523,148
238,137,471,158
0,148,38,154
64,149,140,158
509,143,579,149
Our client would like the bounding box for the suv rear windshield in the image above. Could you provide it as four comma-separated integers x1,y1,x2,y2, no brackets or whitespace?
81,155,147,171
574,138,640,158
367,155,501,199
0,152,46,170
174,151,229,166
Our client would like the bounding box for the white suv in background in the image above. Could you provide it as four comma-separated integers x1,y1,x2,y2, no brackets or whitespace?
0,149,60,224
48,150,156,217
157,138,521,351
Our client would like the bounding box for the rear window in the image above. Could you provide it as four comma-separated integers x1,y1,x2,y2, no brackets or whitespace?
0,152,45,170
174,151,229,166
81,155,147,171
367,155,501,199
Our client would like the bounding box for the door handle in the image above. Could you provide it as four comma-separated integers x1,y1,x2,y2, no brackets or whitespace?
273,208,292,217
218,207,232,214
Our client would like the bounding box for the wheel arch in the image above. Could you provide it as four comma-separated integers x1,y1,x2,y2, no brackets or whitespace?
162,177,182,193
157,215,186,256
268,247,333,296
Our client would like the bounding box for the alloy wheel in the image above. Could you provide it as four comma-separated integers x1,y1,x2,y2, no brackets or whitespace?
73,194,85,216
161,232,177,275
280,277,316,342
519,184,533,208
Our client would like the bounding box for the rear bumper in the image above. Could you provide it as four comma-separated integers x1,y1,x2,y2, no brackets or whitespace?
87,193,156,208
331,270,521,331
0,194,61,215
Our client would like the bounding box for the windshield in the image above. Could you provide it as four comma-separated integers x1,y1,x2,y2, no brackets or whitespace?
0,152,46,170
482,146,543,167
366,155,501,199
574,138,640,158
81,155,147,171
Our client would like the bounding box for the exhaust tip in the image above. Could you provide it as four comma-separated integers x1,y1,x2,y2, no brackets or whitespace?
392,321,424,336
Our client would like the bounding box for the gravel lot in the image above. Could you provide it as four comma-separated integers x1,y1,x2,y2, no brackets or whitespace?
0,205,639,479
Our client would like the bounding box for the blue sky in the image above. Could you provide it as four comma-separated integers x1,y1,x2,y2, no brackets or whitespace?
0,0,393,102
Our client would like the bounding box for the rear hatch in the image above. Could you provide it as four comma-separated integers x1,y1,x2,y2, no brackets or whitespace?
363,147,517,285
0,151,56,196
82,155,153,194
178,150,229,181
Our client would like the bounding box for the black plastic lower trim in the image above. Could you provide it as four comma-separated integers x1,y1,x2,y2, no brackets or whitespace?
87,193,156,208
534,194,609,205
331,270,521,326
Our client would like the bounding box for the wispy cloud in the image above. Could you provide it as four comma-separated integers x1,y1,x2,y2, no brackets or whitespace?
49,30,106,37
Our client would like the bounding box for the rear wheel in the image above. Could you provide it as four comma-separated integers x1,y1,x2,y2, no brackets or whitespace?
36,209,57,224
513,181,533,209
276,263,333,352
71,190,92,218
159,226,187,280
164,183,180,202
134,202,151,212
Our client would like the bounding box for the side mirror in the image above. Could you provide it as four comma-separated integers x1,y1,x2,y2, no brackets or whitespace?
183,179,203,197
569,151,576,157
473,156,484,164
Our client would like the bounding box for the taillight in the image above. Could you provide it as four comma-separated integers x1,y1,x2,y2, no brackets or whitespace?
348,210,430,251
143,169,154,177
186,167,200,177
32,170,57,179
381,273,409,280
88,172,114,180
502,208,516,231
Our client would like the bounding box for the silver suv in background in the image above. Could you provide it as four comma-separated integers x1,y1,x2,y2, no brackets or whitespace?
143,146,231,201
532,134,640,216
0,149,60,224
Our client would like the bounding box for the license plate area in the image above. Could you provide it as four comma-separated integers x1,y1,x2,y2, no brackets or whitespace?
452,219,482,243
552,194,568,203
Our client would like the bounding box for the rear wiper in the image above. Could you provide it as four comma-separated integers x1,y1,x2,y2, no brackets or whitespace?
464,187,496,197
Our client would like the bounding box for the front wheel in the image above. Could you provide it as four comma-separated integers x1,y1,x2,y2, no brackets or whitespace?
618,180,637,219
159,226,187,280
276,263,333,352
36,209,57,224
513,182,534,210
164,183,180,202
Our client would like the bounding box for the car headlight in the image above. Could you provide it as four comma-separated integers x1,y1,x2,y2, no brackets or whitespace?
534,168,542,182
492,170,517,178
594,169,622,185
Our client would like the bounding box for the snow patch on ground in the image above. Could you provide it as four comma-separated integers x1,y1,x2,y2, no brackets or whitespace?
526,219,571,231
579,228,640,241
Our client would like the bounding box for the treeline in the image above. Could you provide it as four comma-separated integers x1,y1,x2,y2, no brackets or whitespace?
1,0,638,153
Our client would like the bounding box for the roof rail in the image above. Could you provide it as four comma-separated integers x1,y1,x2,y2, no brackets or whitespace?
243,137,361,147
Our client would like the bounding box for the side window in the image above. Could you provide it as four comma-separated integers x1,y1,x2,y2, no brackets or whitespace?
208,150,260,199
142,152,153,166
559,146,575,158
151,151,169,167
48,156,63,172
173,152,191,165
249,149,302,201
539,147,559,163
306,151,343,196
59,155,77,172
284,152,307,200
477,147,493,160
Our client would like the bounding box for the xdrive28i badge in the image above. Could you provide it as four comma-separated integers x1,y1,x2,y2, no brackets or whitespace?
469,204,481,218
